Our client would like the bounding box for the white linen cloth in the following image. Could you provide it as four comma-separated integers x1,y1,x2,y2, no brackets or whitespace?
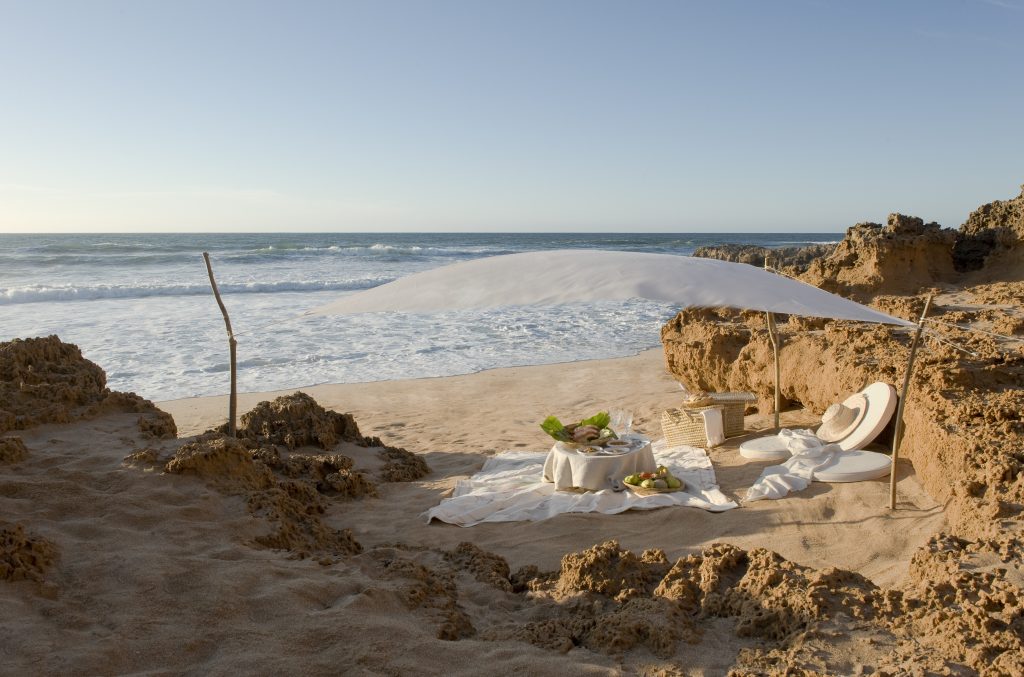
542,438,656,490
700,408,725,447
745,429,842,502
424,441,737,527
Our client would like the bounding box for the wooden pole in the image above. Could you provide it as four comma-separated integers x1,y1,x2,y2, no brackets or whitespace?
203,252,237,437
764,257,782,428
766,312,781,429
889,294,933,510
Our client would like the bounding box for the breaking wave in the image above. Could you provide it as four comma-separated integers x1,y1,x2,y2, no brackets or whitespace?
0,278,392,305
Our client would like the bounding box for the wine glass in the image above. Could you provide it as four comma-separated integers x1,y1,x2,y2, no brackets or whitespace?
611,409,634,436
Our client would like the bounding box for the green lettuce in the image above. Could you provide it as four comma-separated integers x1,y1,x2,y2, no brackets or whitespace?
540,411,617,442
540,415,571,441
580,411,611,429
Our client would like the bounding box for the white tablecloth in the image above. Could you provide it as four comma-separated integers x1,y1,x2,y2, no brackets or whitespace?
542,436,656,490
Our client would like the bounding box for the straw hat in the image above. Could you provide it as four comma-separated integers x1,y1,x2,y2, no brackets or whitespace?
815,382,898,451
816,395,868,442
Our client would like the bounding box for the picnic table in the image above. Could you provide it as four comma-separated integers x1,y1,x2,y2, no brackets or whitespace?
542,434,656,491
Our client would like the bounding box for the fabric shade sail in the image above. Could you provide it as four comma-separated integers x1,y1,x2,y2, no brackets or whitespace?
308,249,912,326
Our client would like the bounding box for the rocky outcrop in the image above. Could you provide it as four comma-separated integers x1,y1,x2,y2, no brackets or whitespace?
158,391,430,560
692,186,1024,297
955,183,1024,276
233,391,364,450
229,392,430,483
800,214,958,299
486,538,1024,673
692,243,836,275
0,336,107,431
0,437,29,464
676,185,1024,531
661,186,1024,672
1,522,58,583
0,336,176,437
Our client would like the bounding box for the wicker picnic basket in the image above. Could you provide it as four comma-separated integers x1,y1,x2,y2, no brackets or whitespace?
661,392,755,447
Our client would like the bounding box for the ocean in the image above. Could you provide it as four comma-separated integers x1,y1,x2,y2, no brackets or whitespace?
0,233,840,402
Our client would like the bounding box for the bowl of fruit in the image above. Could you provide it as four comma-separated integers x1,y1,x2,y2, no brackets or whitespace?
623,466,685,495
540,412,618,448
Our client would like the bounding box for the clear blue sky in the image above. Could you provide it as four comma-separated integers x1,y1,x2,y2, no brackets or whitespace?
1,0,1021,233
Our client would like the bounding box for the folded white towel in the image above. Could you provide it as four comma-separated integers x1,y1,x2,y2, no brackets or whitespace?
700,408,726,448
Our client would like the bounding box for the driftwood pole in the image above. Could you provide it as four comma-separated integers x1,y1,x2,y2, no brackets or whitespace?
764,257,782,428
203,252,237,437
766,312,781,429
889,294,933,510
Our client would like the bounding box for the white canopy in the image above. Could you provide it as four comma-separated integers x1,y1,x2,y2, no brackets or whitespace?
309,249,912,326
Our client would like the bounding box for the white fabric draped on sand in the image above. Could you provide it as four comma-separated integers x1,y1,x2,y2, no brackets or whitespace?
424,441,737,527
745,429,842,501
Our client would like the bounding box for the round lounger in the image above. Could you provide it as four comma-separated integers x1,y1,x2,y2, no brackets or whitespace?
829,383,898,452
813,449,892,483
738,436,791,461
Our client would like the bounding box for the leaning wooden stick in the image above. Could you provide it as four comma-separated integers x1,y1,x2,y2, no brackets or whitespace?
203,252,237,437
889,294,933,510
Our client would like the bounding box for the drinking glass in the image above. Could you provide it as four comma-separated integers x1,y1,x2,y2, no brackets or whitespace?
611,409,634,435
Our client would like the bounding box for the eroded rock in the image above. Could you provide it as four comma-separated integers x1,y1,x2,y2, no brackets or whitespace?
0,336,177,436
234,392,363,449
0,437,29,464
1,522,58,583
164,435,362,559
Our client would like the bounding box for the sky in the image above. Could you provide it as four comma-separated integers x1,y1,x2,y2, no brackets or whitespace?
1,0,1022,234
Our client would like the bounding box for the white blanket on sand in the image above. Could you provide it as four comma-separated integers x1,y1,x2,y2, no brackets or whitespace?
424,441,737,527
745,429,842,502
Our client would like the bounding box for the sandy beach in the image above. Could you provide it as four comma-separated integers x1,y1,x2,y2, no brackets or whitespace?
160,348,944,583
0,349,943,675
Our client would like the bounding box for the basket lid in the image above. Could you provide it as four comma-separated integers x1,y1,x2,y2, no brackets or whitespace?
707,391,757,403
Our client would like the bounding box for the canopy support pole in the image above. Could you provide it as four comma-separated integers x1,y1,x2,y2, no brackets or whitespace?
203,252,237,437
889,294,932,510
766,312,782,429
763,257,782,429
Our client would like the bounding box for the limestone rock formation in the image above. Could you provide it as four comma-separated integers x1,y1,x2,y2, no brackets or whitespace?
0,335,176,437
234,391,364,449
489,537,1023,672
0,336,107,431
230,392,430,483
801,214,957,299
0,437,29,464
954,183,1024,275
692,243,836,275
1,522,58,583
